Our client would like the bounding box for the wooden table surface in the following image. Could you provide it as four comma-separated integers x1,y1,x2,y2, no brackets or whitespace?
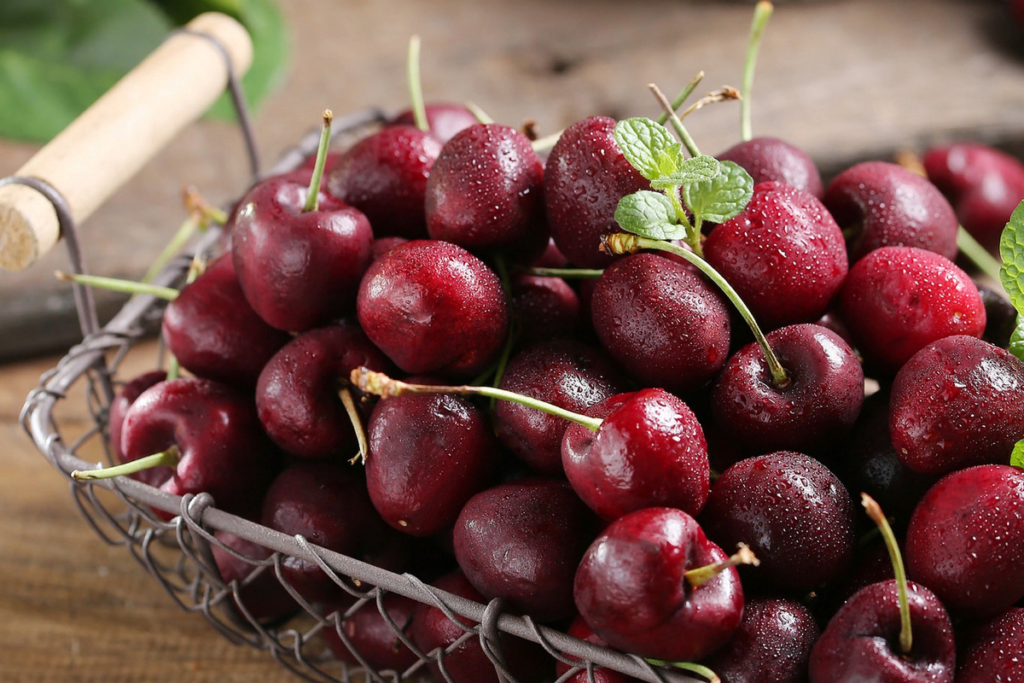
2,0,1024,680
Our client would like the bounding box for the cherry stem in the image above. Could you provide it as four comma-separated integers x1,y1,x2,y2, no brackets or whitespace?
741,1,774,142
531,130,562,153
144,190,222,285
465,101,494,125
303,110,333,213
862,493,912,655
407,35,429,132
72,445,180,481
166,255,205,381
649,83,700,158
679,87,742,120
655,71,705,126
684,543,759,588
603,233,791,388
351,367,604,432
340,387,369,465
647,660,721,683
958,225,1002,283
490,255,516,403
55,271,179,301
519,267,603,279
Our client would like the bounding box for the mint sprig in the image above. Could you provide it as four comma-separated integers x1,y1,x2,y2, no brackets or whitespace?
612,117,753,257
997,199,1024,469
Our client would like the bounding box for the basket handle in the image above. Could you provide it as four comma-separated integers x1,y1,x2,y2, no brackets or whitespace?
0,12,253,272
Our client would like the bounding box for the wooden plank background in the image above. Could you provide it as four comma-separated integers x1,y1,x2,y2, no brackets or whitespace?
1,0,1023,680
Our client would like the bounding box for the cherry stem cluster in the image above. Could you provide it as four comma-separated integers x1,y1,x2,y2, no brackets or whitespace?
649,84,700,158
862,493,913,655
351,367,604,432
655,71,704,126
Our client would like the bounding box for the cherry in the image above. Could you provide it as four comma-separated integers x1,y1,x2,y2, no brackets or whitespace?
425,123,548,261
823,160,959,263
109,369,166,465
366,387,499,536
701,597,820,683
556,616,638,683
78,378,281,520
544,116,649,268
409,571,552,683
562,388,710,520
717,137,823,198
327,125,442,239
590,252,731,395
255,321,391,460
978,283,1017,349
957,608,1024,682
390,102,478,143
701,451,855,594
711,323,863,455
211,531,297,623
574,506,747,662
231,113,375,332
260,461,407,603
923,142,1024,251
452,478,599,622
371,236,408,261
356,239,509,377
906,464,1024,619
162,254,291,391
704,181,848,331
322,592,419,672
839,245,986,374
509,273,582,347
890,335,1024,475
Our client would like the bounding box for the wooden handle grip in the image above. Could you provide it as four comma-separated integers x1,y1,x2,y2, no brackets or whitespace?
0,12,253,272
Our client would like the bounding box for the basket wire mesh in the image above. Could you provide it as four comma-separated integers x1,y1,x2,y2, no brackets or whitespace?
15,26,704,683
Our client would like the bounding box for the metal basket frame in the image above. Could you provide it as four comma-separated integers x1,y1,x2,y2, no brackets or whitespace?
15,27,703,683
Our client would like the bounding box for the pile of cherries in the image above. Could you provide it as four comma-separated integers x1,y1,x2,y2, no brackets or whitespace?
71,5,1024,682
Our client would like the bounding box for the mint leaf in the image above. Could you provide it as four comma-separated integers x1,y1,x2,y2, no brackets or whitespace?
655,149,678,176
614,191,687,241
1012,439,1024,469
681,160,754,225
999,200,1024,315
613,118,678,181
1010,314,1024,363
679,155,721,182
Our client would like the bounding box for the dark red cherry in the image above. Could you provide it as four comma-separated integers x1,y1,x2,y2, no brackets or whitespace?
808,580,955,683
957,608,1024,682
717,136,823,198
591,252,731,394
327,125,442,238
162,254,291,391
702,597,820,683
211,531,297,623
574,506,744,662
701,451,855,594
704,181,848,330
509,273,582,347
556,616,638,683
425,123,548,260
494,339,625,476
823,160,959,263
109,370,166,464
230,175,374,332
711,324,863,455
323,592,419,672
390,103,478,143
978,283,1017,349
562,388,710,520
544,116,649,267
906,465,1024,619
839,245,986,374
890,335,1024,476
453,479,599,622
356,240,509,377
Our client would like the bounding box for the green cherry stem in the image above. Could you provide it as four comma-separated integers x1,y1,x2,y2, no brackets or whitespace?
302,110,333,213
143,188,226,284
741,1,774,142
519,267,604,279
340,388,370,465
72,445,180,481
531,130,562,153
465,101,495,125
862,493,913,655
649,83,701,158
684,543,759,588
647,660,721,683
407,35,429,132
957,225,1002,283
55,271,179,301
602,233,791,388
490,254,517,402
665,189,701,257
351,367,604,432
655,71,705,126
680,87,742,120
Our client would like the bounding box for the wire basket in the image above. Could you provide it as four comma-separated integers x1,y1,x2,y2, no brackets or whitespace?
13,20,706,683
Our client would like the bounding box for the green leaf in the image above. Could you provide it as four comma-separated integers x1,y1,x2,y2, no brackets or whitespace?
654,149,678,176
1009,314,1024,364
999,200,1024,315
681,160,754,224
614,191,688,241
678,154,721,182
613,118,678,181
1011,439,1024,469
